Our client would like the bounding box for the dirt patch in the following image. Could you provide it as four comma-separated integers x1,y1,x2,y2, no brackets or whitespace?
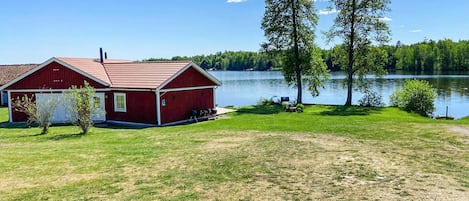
192,131,469,200
446,125,469,144
447,125,469,138
0,177,38,191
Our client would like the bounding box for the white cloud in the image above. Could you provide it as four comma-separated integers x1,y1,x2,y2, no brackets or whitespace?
227,0,247,3
409,29,423,33
319,8,338,15
378,17,392,22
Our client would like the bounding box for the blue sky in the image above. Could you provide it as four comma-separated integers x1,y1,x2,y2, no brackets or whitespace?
1,0,468,64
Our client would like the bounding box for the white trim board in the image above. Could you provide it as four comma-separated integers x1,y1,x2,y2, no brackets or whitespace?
156,62,221,91
7,88,110,93
159,86,216,93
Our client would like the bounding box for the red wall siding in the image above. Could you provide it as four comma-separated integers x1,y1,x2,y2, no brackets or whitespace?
160,88,214,124
106,91,157,124
7,62,106,90
163,67,217,89
10,92,35,122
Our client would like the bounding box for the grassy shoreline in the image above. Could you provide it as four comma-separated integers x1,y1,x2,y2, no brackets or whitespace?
0,106,468,200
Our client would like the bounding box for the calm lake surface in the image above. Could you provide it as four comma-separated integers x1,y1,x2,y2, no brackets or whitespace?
209,71,469,118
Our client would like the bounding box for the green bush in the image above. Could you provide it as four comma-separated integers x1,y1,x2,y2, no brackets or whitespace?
282,102,290,110
390,80,437,116
296,103,305,112
257,96,277,106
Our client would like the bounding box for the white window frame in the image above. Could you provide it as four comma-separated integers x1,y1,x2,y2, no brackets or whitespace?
114,93,127,112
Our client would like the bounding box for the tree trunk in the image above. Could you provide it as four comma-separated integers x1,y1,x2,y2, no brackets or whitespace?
296,70,302,103
291,0,302,104
345,71,353,106
41,124,49,134
345,0,357,106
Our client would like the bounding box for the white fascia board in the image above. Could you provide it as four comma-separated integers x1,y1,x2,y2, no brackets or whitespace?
156,62,222,91
0,57,110,91
159,85,216,93
0,57,55,91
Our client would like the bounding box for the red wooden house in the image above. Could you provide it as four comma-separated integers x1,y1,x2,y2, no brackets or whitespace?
0,57,221,126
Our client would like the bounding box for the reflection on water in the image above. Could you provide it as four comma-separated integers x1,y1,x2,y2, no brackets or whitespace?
210,71,469,118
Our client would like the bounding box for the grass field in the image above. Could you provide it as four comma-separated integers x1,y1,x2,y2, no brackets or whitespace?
0,105,468,200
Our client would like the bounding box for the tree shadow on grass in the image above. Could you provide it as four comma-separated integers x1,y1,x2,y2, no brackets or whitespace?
46,133,84,141
320,105,383,116
94,123,148,129
0,122,29,129
236,104,283,115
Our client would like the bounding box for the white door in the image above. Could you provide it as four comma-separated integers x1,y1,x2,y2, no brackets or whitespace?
92,93,106,122
35,92,106,123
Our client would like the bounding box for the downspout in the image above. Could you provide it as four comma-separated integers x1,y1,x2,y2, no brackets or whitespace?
156,90,161,126
7,91,12,123
213,87,217,109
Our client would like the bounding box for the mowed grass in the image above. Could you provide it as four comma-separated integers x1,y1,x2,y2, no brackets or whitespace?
0,105,468,200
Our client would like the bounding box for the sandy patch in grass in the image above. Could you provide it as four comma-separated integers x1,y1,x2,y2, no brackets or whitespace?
204,136,254,149
0,173,101,191
188,131,469,200
447,125,469,143
447,125,469,136
0,178,38,191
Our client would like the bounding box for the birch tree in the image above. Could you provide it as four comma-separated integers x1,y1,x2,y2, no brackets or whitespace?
326,0,391,106
262,0,328,103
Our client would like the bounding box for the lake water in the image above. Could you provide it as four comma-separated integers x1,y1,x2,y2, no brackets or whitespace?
209,71,469,119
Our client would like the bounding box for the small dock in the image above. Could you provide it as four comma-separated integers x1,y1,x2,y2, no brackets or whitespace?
216,107,236,115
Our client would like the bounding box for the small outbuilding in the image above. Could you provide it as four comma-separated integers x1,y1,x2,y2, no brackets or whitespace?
0,57,222,126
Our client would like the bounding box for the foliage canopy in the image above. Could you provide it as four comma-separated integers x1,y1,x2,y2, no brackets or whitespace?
261,0,328,103
326,0,391,106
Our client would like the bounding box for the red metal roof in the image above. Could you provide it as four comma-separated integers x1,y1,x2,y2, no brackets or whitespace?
51,58,218,89
1,57,219,90
56,57,116,85
103,62,191,89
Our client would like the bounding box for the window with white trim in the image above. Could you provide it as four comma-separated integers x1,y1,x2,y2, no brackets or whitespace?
114,93,126,112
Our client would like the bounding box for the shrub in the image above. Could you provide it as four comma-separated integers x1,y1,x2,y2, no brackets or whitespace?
390,79,437,116
12,93,59,134
282,102,290,110
358,89,384,107
296,103,305,112
65,81,104,134
257,96,277,106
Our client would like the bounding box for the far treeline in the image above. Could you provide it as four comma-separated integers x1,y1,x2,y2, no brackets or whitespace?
145,39,469,72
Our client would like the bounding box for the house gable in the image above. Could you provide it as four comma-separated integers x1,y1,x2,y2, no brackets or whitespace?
6,61,106,90
162,65,220,90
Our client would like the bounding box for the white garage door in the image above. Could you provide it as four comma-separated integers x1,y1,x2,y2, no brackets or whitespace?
35,93,105,123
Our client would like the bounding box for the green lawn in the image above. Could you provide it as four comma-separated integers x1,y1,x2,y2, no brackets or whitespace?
0,105,468,200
